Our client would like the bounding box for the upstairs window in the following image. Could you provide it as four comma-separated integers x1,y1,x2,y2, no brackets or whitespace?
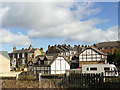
17,53,19,58
22,59,25,65
30,53,32,58
102,47,105,50
41,60,44,64
22,53,25,58
13,54,15,58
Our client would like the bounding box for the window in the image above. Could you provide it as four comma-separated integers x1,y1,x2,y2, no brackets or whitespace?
17,53,19,58
22,59,25,65
41,60,44,64
22,53,25,57
107,52,110,54
102,47,105,50
12,59,16,65
113,47,116,49
13,54,15,58
18,59,20,65
119,46,120,49
104,67,110,71
90,67,97,71
30,53,32,57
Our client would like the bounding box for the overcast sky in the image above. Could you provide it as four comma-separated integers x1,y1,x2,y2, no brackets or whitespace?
0,1,118,52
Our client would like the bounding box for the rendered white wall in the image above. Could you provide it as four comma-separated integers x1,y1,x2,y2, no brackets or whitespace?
51,57,70,74
0,54,10,73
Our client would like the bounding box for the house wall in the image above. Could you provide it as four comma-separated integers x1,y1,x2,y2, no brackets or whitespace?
34,49,42,57
0,54,10,72
51,57,70,74
79,49,106,67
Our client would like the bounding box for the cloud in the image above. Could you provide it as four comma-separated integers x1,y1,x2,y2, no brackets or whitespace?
2,2,100,28
0,29,31,46
1,2,118,45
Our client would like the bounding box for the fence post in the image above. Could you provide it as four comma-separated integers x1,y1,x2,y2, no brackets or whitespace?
39,73,42,88
39,73,42,81
16,74,19,80
66,71,69,87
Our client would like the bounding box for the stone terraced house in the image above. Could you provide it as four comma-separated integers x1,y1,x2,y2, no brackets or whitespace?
9,45,44,71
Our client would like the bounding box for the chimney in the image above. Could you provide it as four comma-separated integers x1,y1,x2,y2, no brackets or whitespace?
40,48,43,52
29,45,33,50
64,44,66,47
93,44,97,47
55,44,57,49
85,45,87,47
68,45,70,47
48,45,50,49
74,45,77,48
13,47,16,51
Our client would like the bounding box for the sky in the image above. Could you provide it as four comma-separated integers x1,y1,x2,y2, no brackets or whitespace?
0,1,119,52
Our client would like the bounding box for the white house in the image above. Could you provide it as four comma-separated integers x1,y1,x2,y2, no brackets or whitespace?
27,55,70,74
50,56,70,74
79,46,107,67
0,51,10,73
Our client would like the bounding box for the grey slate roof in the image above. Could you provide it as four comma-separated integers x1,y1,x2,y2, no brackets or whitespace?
78,46,105,55
0,51,10,60
11,48,39,54
96,41,120,48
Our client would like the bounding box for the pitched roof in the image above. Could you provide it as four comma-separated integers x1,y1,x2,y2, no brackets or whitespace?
0,51,10,60
96,41,120,48
48,55,70,65
11,48,38,54
36,55,54,60
78,46,105,55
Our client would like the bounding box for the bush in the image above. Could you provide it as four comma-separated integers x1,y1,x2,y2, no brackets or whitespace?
18,72,37,81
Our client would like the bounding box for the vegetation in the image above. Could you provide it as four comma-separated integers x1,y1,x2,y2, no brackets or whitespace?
107,48,120,66
18,72,37,81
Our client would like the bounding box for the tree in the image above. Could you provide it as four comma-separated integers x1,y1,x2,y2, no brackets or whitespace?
107,48,120,66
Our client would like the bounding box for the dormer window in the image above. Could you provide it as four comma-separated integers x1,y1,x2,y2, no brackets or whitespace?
41,60,44,64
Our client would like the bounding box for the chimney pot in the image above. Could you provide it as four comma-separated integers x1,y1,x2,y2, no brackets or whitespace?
29,45,33,50
13,47,16,51
48,45,50,49
40,48,43,52
68,45,70,47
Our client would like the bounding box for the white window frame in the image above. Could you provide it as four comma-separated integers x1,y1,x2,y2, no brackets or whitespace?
22,59,25,65
13,54,15,58
30,53,32,58
18,53,19,58
22,53,25,58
